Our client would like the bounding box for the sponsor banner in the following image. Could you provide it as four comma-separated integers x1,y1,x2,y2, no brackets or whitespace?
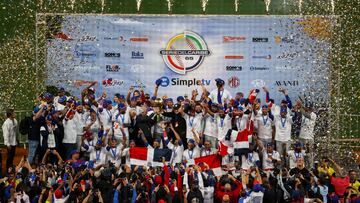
46,15,330,103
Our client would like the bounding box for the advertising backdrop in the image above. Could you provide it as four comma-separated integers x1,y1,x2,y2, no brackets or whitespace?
46,15,331,103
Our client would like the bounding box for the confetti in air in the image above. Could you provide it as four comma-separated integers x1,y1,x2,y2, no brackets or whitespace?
201,0,209,12
136,0,142,12
235,0,239,12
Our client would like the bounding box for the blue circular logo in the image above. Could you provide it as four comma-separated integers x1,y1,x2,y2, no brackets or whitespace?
160,76,170,87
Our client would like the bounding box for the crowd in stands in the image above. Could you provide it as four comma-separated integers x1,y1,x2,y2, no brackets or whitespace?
1,78,359,203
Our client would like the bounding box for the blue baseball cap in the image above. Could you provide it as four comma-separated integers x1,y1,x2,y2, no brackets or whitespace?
58,87,65,92
43,92,53,100
33,106,40,113
46,115,53,121
118,103,126,109
58,96,67,103
177,96,184,102
215,78,225,86
262,104,268,109
96,140,103,145
188,139,195,144
70,150,79,156
266,143,274,147
280,107,287,113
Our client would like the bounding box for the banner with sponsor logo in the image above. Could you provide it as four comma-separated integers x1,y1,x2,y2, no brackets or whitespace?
45,15,331,104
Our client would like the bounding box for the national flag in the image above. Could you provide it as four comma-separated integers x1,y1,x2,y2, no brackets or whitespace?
129,147,172,167
223,129,250,156
217,140,233,156
187,154,222,176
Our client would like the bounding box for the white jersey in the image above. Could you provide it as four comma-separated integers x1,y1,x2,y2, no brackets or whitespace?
202,186,215,203
81,138,98,152
274,115,293,142
97,109,113,131
235,114,249,131
55,103,66,111
166,140,184,164
106,145,122,167
2,118,18,147
262,150,281,170
183,146,201,162
209,89,232,104
215,114,232,141
299,112,317,140
74,112,86,135
112,110,130,140
249,191,264,203
254,113,274,140
84,117,101,137
203,114,218,138
241,151,260,170
184,113,204,139
200,148,217,157
127,106,142,115
287,150,306,169
40,125,57,148
88,147,107,168
62,119,77,144
221,153,235,167
122,147,131,165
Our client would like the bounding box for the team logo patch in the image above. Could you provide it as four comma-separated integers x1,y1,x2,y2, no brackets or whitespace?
160,31,210,75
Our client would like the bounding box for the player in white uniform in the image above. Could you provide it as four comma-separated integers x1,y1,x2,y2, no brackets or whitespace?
287,142,306,169
254,105,275,146
208,78,232,105
299,104,317,167
274,107,293,162
83,139,107,168
97,99,113,132
183,102,204,141
112,103,130,142
202,104,218,148
163,123,184,165
241,143,260,171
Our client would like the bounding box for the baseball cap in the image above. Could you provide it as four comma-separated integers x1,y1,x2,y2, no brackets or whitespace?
58,87,65,92
266,143,273,147
173,103,181,110
88,87,95,92
177,96,184,102
280,107,287,113
70,150,79,156
96,140,103,145
215,78,225,86
118,103,126,109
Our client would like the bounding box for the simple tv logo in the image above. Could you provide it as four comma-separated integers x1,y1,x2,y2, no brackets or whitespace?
160,31,210,75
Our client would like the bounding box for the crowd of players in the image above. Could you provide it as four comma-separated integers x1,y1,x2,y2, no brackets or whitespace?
1,78,359,203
